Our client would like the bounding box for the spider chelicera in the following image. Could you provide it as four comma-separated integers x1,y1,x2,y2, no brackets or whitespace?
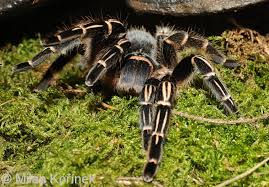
14,18,239,182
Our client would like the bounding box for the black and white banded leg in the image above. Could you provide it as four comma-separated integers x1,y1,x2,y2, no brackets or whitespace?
191,55,238,113
14,18,126,74
44,19,126,46
140,78,160,150
33,46,79,92
140,55,237,182
14,46,61,73
85,38,131,87
142,75,177,182
13,39,82,73
163,30,240,68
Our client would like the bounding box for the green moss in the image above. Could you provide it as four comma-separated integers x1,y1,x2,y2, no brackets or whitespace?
0,34,269,187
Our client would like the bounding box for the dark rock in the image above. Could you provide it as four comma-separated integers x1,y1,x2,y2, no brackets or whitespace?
127,0,268,16
0,0,53,17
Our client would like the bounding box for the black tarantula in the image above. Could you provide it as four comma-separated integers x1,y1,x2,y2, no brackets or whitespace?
14,18,239,182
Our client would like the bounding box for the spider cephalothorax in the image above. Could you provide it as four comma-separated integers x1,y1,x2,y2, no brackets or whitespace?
14,17,238,182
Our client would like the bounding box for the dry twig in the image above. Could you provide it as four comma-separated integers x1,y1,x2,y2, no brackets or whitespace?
215,157,269,187
101,102,118,110
116,177,164,187
174,111,269,125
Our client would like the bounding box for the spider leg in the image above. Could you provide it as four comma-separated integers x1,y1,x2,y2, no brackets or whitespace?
44,19,126,46
141,28,191,134
142,55,237,182
157,27,237,113
14,18,126,73
33,46,80,92
141,30,196,182
163,31,240,68
142,57,195,182
191,55,238,113
14,46,57,73
85,38,130,87
13,39,82,73
142,27,237,182
140,78,160,150
143,74,176,182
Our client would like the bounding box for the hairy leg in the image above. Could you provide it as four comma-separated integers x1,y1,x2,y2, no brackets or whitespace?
161,28,240,68
34,47,79,92
191,55,238,113
142,75,176,182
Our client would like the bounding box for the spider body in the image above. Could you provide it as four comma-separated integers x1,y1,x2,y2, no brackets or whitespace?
14,18,238,182
99,28,158,96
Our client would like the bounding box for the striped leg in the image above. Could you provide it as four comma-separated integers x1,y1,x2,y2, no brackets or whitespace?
163,30,240,68
13,39,82,73
143,75,176,182
44,19,126,46
14,46,57,73
155,27,177,69
142,55,237,182
14,18,126,73
33,47,79,92
140,78,160,150
191,55,238,113
140,27,176,152
156,27,195,85
85,38,130,87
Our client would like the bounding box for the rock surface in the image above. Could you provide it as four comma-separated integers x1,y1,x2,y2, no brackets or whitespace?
0,0,51,16
127,0,268,16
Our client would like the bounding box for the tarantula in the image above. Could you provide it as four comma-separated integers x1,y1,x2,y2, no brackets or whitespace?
14,18,239,182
